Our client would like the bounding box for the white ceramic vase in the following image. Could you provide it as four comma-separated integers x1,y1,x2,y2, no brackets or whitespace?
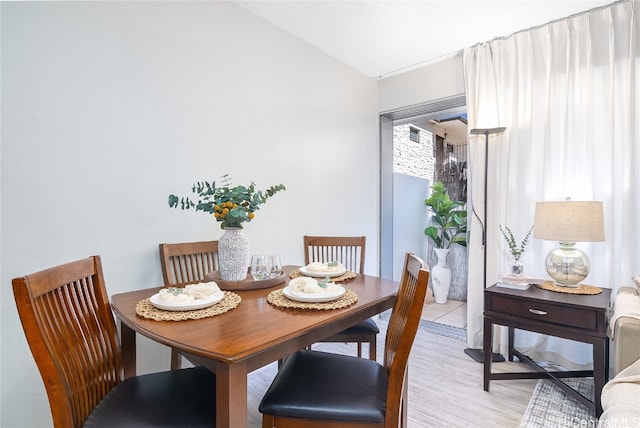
218,227,250,281
431,248,452,304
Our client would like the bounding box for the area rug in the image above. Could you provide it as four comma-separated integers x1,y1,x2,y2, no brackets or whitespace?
519,378,596,428
418,319,466,341
379,311,467,341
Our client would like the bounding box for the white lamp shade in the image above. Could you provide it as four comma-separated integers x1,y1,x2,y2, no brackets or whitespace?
534,201,605,243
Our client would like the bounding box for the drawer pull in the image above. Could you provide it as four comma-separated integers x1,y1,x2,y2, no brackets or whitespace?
529,309,548,316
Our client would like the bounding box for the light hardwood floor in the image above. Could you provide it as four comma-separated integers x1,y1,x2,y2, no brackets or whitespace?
246,310,538,427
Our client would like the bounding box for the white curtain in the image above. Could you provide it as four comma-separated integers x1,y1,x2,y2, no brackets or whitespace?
464,0,639,368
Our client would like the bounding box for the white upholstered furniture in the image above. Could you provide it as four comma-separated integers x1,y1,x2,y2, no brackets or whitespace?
598,286,640,427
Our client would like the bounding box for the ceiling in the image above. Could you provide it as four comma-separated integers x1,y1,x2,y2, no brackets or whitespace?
236,0,614,79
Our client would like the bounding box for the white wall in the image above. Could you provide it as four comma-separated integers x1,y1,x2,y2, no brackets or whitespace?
0,2,379,426
377,52,465,113
392,173,431,280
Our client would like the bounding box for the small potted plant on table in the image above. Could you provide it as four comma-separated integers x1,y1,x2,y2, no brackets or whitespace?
499,225,533,276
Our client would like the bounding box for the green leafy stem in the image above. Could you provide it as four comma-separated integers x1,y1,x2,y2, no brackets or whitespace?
499,224,533,260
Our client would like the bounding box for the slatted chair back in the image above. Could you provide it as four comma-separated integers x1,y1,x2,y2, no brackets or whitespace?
303,235,375,359
159,240,219,370
303,236,365,274
383,252,429,426
12,256,122,428
159,240,219,286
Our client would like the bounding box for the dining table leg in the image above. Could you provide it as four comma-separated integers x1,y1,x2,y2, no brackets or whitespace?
119,321,136,379
215,360,248,427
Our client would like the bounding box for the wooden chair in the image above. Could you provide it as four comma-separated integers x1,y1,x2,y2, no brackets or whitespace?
304,235,378,360
12,256,217,428
259,252,429,428
159,240,219,369
159,240,219,286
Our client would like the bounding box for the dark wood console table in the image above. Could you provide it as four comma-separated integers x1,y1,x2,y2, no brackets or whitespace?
483,284,611,416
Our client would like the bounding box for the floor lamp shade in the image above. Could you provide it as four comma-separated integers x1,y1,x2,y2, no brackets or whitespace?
534,200,605,286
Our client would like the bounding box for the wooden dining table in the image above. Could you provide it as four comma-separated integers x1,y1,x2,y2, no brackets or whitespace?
110,266,399,427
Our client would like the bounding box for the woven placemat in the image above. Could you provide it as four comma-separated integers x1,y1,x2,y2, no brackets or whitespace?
289,269,357,282
135,291,242,321
267,289,358,310
537,281,602,295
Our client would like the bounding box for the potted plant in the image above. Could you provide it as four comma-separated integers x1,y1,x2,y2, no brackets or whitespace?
499,224,533,276
424,182,468,249
169,174,285,281
424,182,467,303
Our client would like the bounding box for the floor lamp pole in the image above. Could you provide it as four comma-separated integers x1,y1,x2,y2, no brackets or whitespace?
483,130,488,288
464,126,506,363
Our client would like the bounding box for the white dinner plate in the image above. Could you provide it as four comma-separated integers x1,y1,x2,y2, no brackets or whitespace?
282,285,346,303
298,265,347,278
149,291,224,311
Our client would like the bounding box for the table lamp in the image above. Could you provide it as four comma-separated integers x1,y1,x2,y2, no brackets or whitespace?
533,199,604,287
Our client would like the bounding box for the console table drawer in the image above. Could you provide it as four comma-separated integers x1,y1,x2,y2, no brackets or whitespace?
490,295,597,330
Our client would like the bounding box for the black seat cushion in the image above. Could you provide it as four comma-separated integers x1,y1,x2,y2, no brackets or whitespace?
335,317,379,336
259,350,388,423
84,366,216,428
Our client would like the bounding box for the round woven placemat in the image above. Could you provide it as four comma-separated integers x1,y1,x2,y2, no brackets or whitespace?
135,291,242,321
537,281,602,295
267,289,358,310
289,269,357,282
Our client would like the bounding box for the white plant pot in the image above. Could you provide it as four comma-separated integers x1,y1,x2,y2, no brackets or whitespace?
431,248,452,304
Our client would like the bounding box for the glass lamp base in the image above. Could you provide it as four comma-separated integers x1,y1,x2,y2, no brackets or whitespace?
545,241,590,287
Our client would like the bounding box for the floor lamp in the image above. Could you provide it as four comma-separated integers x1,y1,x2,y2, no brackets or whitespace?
464,126,506,363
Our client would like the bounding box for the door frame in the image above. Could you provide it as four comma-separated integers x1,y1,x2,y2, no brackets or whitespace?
379,95,467,281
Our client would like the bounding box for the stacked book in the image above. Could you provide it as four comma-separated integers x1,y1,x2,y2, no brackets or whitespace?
496,274,544,290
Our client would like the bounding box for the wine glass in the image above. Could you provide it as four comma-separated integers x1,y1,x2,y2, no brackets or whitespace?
251,255,271,281
269,255,282,278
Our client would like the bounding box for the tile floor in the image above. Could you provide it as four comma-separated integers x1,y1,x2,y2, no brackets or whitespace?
421,299,466,329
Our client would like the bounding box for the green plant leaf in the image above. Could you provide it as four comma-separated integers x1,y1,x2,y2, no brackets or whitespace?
168,175,285,229
424,182,467,249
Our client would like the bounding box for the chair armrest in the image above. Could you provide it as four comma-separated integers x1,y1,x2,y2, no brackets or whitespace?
613,316,640,376
612,287,640,376
617,286,639,297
